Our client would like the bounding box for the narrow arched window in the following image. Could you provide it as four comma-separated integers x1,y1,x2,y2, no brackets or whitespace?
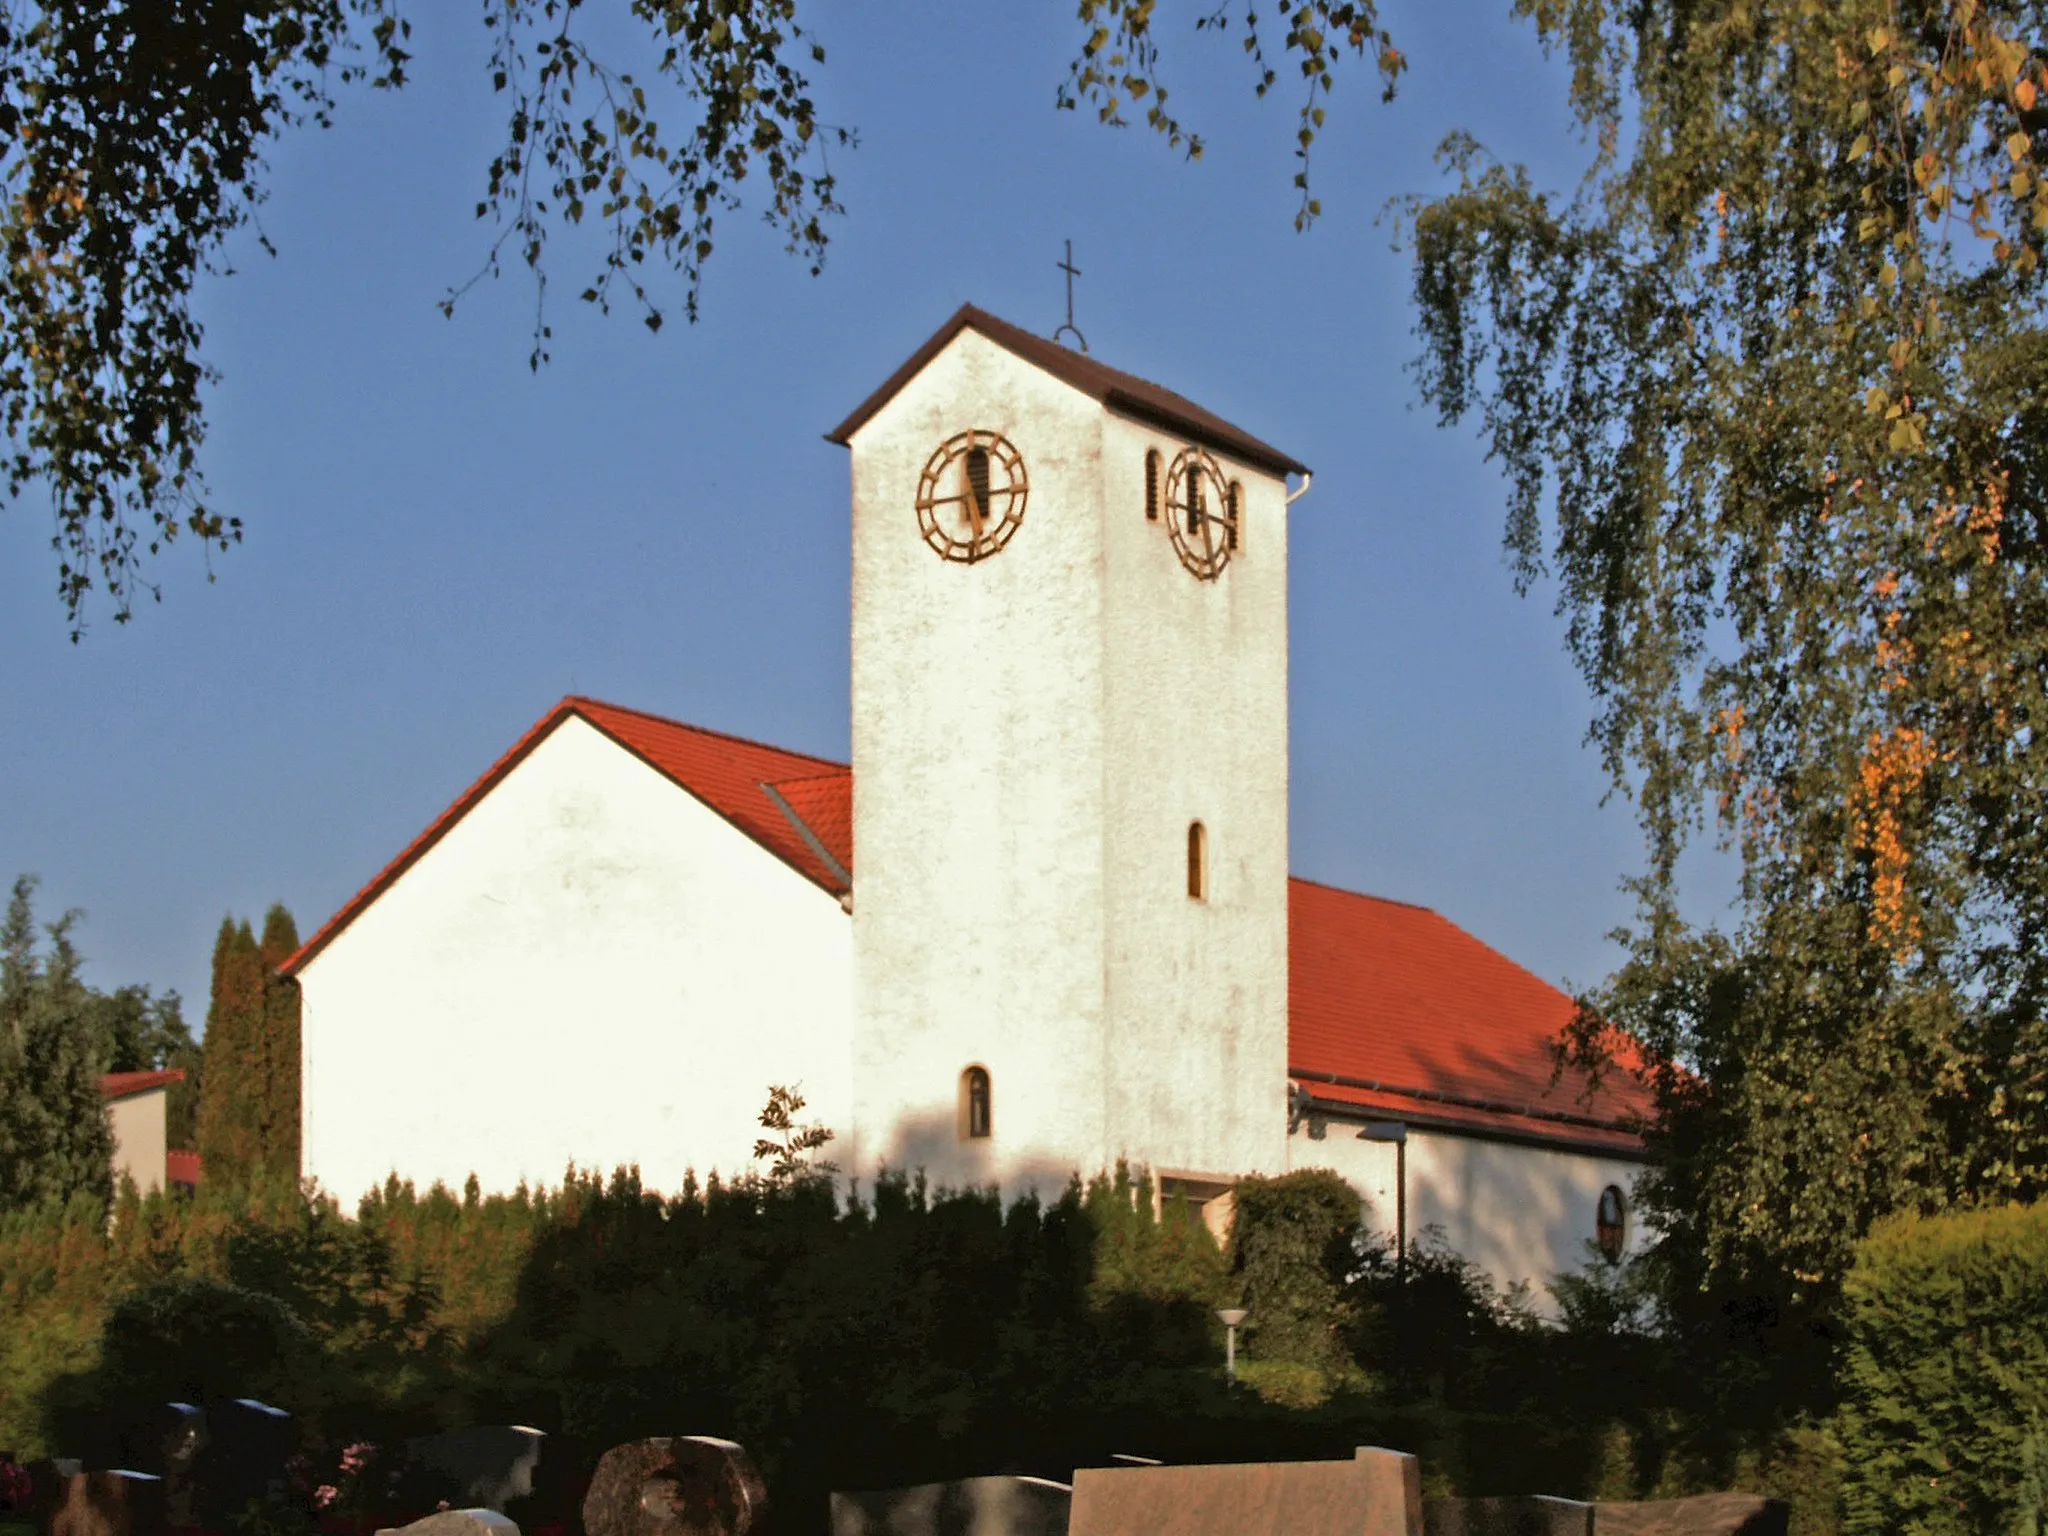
1187,821,1208,901
962,1066,993,1140
1595,1184,1627,1262
1187,461,1206,535
1226,481,1242,551
1145,448,1161,522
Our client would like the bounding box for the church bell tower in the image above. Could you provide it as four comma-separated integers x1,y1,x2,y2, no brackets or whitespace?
827,306,1304,1195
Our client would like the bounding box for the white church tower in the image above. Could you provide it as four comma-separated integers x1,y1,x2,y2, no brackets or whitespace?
828,307,1307,1198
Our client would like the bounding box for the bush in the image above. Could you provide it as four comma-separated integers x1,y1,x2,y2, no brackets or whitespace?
1837,1201,2048,1535
1230,1168,1361,1371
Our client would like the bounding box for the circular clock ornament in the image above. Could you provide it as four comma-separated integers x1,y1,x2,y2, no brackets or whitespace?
914,430,1029,563
1165,447,1234,581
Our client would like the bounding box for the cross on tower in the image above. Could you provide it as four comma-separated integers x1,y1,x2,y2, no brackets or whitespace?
1053,239,1088,353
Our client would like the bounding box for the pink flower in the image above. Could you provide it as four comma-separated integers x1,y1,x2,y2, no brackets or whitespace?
339,1443,374,1477
314,1486,340,1511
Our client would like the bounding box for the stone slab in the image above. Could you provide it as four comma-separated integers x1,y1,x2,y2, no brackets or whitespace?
377,1509,522,1536
1425,1496,1592,1536
1593,1495,1786,1536
1070,1456,1418,1536
47,1471,164,1536
829,1475,1071,1536
404,1428,547,1513
1355,1448,1423,1536
582,1437,767,1536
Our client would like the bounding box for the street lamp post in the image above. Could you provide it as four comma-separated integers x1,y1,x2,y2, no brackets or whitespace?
1216,1307,1248,1385
1358,1120,1409,1281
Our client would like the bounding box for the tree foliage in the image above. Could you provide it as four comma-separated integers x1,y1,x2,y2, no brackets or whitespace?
0,875,113,1213
1394,0,2048,1310
197,906,300,1184
3,0,849,633
5,0,1414,634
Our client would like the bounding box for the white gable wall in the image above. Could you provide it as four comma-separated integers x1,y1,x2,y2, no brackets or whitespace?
298,716,852,1203
1290,1118,1648,1310
107,1087,168,1196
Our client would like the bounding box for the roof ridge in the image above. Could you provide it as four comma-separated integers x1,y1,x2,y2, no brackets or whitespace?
1287,873,1437,913
763,765,853,787
566,695,847,771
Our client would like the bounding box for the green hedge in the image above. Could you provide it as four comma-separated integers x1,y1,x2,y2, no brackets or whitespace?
1838,1201,2048,1535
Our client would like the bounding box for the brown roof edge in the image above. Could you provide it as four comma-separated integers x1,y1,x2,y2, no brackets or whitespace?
824,303,1310,479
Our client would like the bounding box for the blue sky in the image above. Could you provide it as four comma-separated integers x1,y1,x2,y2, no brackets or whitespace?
0,4,1732,1021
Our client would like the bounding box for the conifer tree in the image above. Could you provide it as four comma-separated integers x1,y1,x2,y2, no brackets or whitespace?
0,876,113,1212
256,905,301,1179
196,917,265,1183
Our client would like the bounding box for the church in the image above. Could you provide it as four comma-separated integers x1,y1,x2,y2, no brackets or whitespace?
284,306,1653,1300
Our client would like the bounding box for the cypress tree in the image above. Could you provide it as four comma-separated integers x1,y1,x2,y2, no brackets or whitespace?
0,876,113,1212
196,917,265,1182
256,905,301,1179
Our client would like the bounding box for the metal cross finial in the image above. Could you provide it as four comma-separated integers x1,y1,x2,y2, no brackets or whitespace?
1054,239,1088,352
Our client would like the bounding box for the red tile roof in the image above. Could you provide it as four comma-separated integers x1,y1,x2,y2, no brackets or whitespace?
1288,879,1651,1154
288,699,1651,1152
100,1068,185,1100
825,304,1311,479
166,1149,204,1188
282,698,851,976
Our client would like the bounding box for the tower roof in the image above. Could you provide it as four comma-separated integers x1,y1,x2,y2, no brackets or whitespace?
825,304,1311,479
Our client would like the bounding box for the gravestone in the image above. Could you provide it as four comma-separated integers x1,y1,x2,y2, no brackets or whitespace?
191,1399,294,1530
829,1474,1071,1536
98,1403,206,1527
1356,1448,1424,1536
1592,1494,1787,1536
47,1471,165,1536
582,1437,767,1536
376,1509,522,1536
1424,1496,1593,1536
1069,1451,1422,1536
404,1429,547,1513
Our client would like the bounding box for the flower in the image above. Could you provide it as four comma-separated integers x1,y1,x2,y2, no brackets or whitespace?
314,1486,340,1511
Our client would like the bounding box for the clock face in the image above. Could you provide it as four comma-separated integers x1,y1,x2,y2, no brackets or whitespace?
915,430,1028,563
1165,447,1234,580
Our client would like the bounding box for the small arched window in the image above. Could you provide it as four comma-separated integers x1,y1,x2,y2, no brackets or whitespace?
1187,821,1208,901
962,1066,993,1140
1596,1184,1627,1262
1226,481,1243,551
1187,461,1206,535
1145,448,1162,522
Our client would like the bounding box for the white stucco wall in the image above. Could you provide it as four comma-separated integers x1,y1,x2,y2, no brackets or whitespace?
1288,1112,1649,1309
848,332,1114,1196
107,1088,168,1195
846,329,1293,1197
298,715,853,1202
1100,413,1291,1183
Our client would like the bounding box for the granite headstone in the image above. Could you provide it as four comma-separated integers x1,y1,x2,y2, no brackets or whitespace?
1424,1496,1593,1536
47,1471,164,1536
403,1428,547,1514
1592,1494,1787,1536
582,1437,767,1536
192,1398,293,1529
828,1474,1071,1536
375,1509,522,1536
1069,1451,1422,1536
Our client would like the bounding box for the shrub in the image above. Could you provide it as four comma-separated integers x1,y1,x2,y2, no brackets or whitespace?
1230,1168,1362,1371
1837,1201,2048,1535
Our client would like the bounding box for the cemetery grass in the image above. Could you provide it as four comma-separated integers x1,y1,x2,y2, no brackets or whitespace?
0,1167,1843,1536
